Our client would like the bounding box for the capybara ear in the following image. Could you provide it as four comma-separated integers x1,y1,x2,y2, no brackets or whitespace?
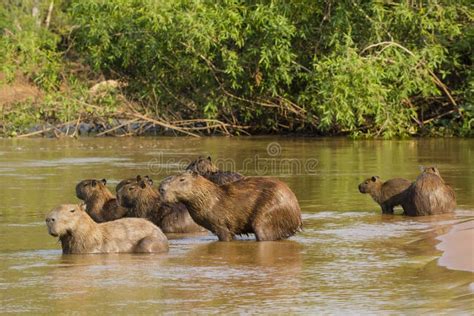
145,175,153,185
136,175,142,182
101,179,107,185
371,176,379,182
191,170,199,177
79,203,86,211
207,156,212,161
139,181,147,189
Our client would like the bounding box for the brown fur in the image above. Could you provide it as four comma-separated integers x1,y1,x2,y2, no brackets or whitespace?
45,204,168,254
358,176,412,214
159,171,303,241
75,179,128,222
115,175,154,194
402,167,456,216
117,179,206,233
186,156,244,185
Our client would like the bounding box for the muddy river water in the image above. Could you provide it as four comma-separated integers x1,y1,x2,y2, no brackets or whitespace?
0,137,473,313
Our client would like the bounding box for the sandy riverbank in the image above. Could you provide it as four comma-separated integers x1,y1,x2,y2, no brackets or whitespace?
436,219,474,273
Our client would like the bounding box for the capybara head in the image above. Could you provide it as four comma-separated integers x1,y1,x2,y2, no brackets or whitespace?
115,175,153,193
159,171,203,203
421,166,441,177
186,156,219,174
45,204,85,237
76,179,108,200
117,177,157,208
358,176,382,194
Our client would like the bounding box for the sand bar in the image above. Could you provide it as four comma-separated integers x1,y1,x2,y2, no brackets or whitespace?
436,219,474,273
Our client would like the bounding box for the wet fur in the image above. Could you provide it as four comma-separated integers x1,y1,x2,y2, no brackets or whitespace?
115,175,154,194
160,172,303,241
358,176,412,214
403,167,456,216
117,180,206,233
75,179,128,222
45,204,168,254
186,156,244,185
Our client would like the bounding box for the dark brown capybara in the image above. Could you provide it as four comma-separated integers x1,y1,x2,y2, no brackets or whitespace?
45,204,168,254
159,171,303,241
402,167,456,216
117,178,206,234
115,175,154,194
358,176,412,214
186,156,243,185
75,179,128,222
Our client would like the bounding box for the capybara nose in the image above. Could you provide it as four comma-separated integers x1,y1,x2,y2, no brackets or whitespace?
159,187,165,195
46,217,55,223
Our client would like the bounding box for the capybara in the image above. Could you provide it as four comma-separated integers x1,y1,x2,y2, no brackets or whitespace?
115,175,154,194
45,204,168,254
159,171,303,241
117,178,206,233
358,176,412,214
186,156,243,185
402,167,456,216
75,179,128,222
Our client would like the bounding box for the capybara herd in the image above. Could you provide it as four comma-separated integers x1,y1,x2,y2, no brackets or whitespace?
46,155,456,255
359,166,456,216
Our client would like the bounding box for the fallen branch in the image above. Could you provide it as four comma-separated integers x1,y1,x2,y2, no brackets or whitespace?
127,112,201,137
95,118,140,136
16,121,74,138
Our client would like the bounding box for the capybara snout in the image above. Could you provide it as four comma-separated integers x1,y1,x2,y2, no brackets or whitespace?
45,204,81,237
45,216,57,236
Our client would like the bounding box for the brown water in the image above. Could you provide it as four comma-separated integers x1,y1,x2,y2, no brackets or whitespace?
0,137,473,314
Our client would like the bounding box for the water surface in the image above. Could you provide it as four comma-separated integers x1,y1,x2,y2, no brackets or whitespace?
0,137,473,313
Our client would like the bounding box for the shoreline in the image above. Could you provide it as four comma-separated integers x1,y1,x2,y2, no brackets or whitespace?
436,218,474,273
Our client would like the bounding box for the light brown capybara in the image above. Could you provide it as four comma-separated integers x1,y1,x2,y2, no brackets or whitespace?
186,156,243,185
45,204,168,254
75,179,128,222
117,178,206,234
402,167,456,216
358,176,412,214
159,171,303,241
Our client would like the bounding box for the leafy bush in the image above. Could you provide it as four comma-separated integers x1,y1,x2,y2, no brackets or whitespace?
0,0,472,137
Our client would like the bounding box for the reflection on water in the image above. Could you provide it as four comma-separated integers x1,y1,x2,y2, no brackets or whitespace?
0,137,473,313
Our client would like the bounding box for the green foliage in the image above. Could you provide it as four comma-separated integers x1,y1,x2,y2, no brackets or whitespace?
0,1,63,90
0,0,472,137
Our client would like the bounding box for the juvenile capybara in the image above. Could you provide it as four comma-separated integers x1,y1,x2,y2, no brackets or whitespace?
45,204,168,254
117,178,206,234
115,175,154,194
186,156,243,185
358,176,412,214
159,171,303,241
402,167,456,216
75,179,128,222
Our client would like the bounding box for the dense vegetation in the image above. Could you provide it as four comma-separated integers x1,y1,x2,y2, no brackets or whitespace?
0,0,472,137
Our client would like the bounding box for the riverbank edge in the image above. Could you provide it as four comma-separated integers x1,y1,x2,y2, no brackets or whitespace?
436,219,474,275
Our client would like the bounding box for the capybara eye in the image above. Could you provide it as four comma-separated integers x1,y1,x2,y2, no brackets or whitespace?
70,209,75,213
179,178,185,182
128,187,134,191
